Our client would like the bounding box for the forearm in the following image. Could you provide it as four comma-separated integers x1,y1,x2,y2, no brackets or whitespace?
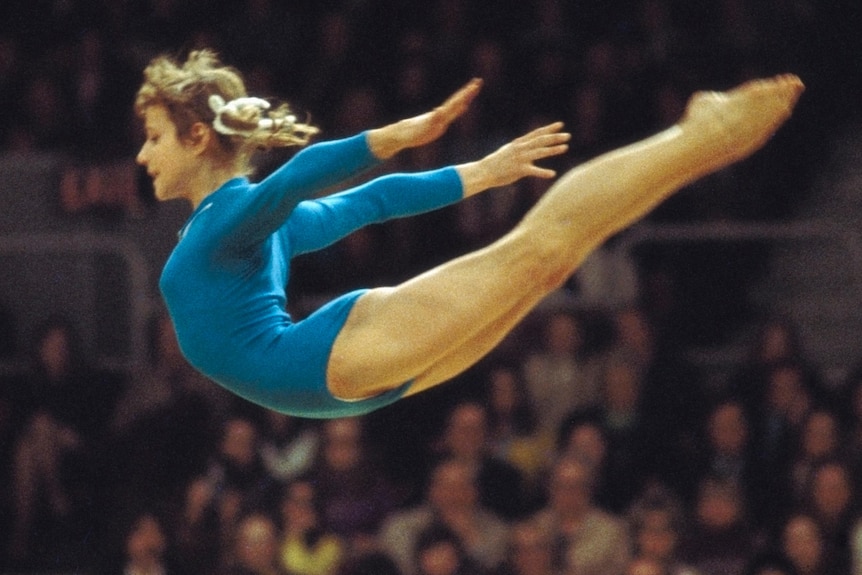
289,168,463,254
454,160,497,198
365,122,409,160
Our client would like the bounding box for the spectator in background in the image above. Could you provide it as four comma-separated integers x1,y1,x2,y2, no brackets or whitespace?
556,410,613,511
482,360,552,495
779,512,847,575
106,311,230,511
627,485,701,575
530,454,631,575
728,315,821,413
787,409,844,506
258,409,321,486
219,511,288,575
170,415,278,573
802,460,857,566
522,310,604,439
8,69,75,152
378,457,510,575
111,310,231,435
491,518,559,575
313,417,401,553
204,416,278,513
431,401,528,520
102,511,178,575
169,476,223,575
677,476,761,575
414,523,487,575
679,397,757,513
278,476,344,575
7,315,119,570
604,306,657,378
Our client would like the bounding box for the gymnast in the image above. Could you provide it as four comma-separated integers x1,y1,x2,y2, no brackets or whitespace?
134,49,803,418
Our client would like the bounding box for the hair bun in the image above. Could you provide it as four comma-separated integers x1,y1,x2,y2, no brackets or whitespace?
210,95,272,136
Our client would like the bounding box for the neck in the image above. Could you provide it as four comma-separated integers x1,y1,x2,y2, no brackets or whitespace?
188,170,240,208
188,165,242,208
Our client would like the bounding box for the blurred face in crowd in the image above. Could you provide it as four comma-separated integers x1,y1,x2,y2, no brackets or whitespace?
810,462,852,521
801,410,839,459
419,540,461,575
510,521,553,575
708,401,748,455
550,458,594,517
636,508,677,561
489,367,519,417
696,480,742,530
429,460,478,512
626,558,664,575
126,514,167,569
563,422,607,469
445,403,487,459
782,515,822,574
281,479,319,533
323,417,362,471
544,312,582,355
235,514,279,571
602,361,640,413
222,418,258,467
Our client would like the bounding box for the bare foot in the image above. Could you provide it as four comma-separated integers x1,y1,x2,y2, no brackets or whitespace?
680,74,805,173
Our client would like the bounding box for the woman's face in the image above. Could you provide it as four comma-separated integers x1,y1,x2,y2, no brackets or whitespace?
137,105,199,202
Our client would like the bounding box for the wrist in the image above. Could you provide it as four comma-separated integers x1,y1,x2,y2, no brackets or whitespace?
455,160,493,198
366,126,401,160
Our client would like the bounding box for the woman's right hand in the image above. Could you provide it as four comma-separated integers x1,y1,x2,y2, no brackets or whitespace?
457,122,570,197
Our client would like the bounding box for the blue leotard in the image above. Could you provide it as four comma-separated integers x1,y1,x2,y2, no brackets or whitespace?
159,133,463,418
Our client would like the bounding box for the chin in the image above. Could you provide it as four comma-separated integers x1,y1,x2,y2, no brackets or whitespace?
153,184,172,202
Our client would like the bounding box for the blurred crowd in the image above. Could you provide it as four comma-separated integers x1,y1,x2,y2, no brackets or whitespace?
2,299,862,575
2,1,862,574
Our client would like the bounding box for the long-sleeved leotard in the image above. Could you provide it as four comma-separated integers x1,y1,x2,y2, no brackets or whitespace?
159,133,463,418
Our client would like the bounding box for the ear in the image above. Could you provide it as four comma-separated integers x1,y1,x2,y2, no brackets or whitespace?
185,121,214,155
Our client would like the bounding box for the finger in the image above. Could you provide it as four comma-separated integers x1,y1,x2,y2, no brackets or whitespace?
526,143,569,161
437,78,483,119
526,165,558,179
512,121,566,144
526,132,572,148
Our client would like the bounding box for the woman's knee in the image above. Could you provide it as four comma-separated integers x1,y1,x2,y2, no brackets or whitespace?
509,234,573,292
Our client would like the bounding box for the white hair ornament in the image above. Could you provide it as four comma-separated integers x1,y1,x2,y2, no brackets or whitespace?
208,94,296,137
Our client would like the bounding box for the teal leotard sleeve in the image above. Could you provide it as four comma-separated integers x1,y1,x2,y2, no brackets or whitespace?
159,132,464,418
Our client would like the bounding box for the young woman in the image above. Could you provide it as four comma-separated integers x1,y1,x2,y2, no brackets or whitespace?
135,49,803,419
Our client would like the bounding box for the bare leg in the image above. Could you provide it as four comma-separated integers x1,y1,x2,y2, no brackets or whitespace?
327,74,804,399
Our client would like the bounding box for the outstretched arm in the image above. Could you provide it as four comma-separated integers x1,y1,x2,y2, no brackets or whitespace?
287,123,570,254
365,79,483,160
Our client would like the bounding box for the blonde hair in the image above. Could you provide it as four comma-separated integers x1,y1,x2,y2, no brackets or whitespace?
134,49,318,171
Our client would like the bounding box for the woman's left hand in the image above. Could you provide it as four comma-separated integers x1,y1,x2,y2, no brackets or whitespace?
368,78,482,159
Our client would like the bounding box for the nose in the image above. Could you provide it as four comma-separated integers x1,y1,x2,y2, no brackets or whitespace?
136,143,148,166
